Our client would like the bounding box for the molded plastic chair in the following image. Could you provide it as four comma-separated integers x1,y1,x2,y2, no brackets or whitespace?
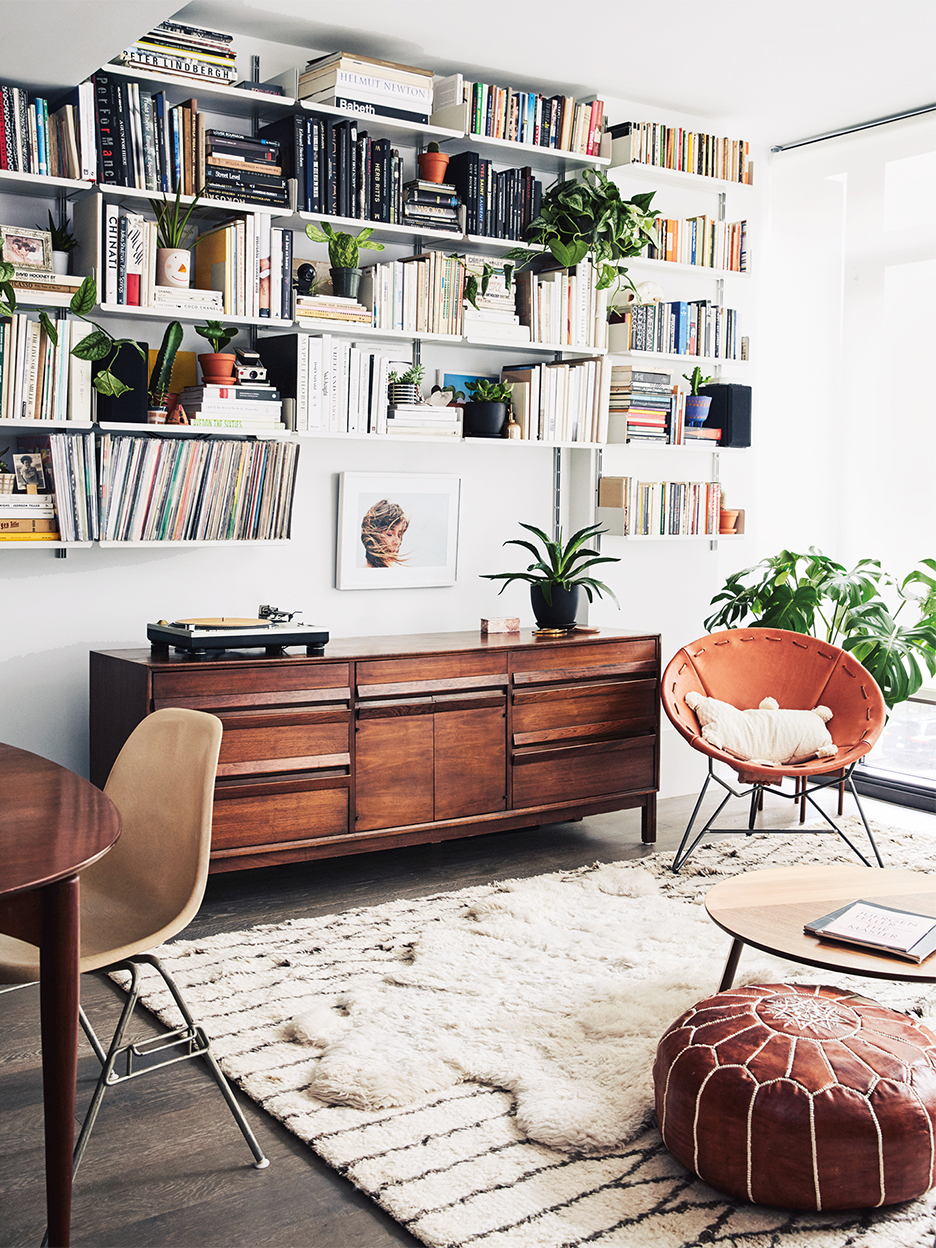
662,628,887,872
0,708,268,1180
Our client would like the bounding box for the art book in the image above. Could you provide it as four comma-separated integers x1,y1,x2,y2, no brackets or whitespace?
805,899,936,963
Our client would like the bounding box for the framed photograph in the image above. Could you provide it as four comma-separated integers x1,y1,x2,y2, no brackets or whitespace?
336,472,460,589
0,225,52,270
12,452,46,491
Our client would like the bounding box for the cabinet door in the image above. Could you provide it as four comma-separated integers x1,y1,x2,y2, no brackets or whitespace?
354,711,434,831
434,703,507,821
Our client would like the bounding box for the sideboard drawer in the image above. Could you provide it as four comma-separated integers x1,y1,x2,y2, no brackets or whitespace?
512,678,657,743
216,709,351,776
510,639,657,679
152,662,351,709
211,785,349,850
511,735,656,807
356,651,508,689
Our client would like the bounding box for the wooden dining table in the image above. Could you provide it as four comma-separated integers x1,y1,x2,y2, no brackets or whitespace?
0,742,121,1247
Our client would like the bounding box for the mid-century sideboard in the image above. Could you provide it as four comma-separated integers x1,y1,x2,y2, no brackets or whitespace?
90,629,661,873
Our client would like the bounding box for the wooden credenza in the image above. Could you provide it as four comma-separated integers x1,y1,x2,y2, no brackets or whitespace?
90,629,660,873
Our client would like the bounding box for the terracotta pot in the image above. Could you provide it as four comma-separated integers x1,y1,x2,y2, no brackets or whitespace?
156,247,191,289
417,150,450,183
198,352,236,384
147,409,168,425
531,583,580,630
719,508,741,534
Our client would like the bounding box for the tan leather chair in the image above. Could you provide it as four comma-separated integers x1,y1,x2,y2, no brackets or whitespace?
0,708,268,1177
662,628,887,872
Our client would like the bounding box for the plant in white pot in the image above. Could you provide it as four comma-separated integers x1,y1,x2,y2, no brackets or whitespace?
481,522,620,631
304,221,385,300
39,210,78,275
195,320,239,383
150,184,203,289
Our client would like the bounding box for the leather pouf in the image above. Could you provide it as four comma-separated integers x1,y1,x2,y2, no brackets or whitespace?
653,983,936,1210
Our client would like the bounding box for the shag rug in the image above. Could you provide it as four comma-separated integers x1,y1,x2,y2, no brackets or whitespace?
132,821,936,1248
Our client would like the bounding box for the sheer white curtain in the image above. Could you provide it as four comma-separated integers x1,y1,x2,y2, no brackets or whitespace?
757,112,936,573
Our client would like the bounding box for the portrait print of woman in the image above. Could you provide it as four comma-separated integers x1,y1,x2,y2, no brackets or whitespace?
360,499,410,568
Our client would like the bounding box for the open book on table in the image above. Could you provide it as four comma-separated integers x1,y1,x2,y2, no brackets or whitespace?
804,899,936,964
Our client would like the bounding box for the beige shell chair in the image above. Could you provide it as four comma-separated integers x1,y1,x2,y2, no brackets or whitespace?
0,708,268,1185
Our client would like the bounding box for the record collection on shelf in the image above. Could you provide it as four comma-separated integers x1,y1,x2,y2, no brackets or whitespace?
0,430,97,542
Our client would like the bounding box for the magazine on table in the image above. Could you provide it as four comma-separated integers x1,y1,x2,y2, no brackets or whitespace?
804,899,936,963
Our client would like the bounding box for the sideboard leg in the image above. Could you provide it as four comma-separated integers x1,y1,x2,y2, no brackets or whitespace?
641,793,657,843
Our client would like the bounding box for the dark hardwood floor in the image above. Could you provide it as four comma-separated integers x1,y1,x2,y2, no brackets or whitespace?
1,792,931,1248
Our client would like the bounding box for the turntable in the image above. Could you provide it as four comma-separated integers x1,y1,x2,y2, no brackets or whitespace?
147,607,328,657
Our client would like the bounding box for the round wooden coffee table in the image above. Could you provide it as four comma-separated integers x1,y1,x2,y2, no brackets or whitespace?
705,864,936,991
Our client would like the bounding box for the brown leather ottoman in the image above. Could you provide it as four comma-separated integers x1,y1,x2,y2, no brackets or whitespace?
653,983,936,1210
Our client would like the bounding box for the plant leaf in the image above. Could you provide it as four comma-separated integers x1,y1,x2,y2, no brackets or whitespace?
92,369,131,398
70,329,113,361
70,275,97,316
39,310,58,346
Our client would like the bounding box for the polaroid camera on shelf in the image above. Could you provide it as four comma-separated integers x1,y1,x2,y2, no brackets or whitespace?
234,347,268,385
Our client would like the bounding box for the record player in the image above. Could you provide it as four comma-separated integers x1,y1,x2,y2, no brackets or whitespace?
147,606,328,657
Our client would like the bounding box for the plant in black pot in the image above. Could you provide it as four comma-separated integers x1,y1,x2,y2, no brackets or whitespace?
463,377,512,438
304,220,385,299
482,522,620,631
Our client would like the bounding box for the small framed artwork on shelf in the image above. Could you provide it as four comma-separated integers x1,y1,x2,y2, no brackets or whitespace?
0,225,52,269
336,471,460,589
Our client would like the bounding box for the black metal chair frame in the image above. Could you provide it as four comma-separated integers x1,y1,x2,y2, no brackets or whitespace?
671,757,885,873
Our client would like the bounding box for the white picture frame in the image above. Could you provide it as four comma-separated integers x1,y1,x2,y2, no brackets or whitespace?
336,471,460,589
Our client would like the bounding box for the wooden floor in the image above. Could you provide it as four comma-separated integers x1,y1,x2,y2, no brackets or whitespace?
1,791,932,1247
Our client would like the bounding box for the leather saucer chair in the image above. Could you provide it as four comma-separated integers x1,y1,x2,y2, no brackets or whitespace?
662,628,887,872
0,708,268,1184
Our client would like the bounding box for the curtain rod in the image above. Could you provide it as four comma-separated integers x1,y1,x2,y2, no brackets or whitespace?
772,102,936,152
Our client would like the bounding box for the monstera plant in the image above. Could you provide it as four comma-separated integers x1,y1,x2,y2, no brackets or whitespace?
704,548,936,710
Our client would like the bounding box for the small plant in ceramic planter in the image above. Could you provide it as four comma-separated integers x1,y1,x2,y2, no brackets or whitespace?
304,221,385,299
39,210,78,274
388,364,426,406
417,140,450,184
462,377,513,438
481,522,620,630
150,183,203,288
195,320,239,383
683,365,714,426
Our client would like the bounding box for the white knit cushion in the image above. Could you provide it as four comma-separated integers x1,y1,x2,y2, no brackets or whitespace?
684,692,837,766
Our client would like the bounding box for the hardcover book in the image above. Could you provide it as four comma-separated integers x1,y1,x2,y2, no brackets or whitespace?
805,900,936,963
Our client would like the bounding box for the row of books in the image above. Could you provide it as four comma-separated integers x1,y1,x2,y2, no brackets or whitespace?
114,19,239,85
295,292,372,326
644,216,749,272
435,77,604,156
192,216,293,319
608,301,744,360
447,152,542,240
257,332,411,435
0,315,93,422
501,357,611,444
97,433,299,541
291,52,433,125
0,433,96,540
609,122,754,185
600,475,724,535
0,81,94,180
0,489,60,541
362,252,467,337
514,263,609,350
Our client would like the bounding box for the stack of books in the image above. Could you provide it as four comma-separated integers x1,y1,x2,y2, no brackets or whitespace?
295,293,373,325
607,366,674,444
175,382,285,431
10,270,84,307
0,492,58,541
295,52,434,126
461,255,529,344
401,180,461,234
153,286,223,316
385,403,462,438
204,129,288,208
114,20,238,85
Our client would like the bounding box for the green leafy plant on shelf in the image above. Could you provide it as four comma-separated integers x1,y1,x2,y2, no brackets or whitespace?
683,365,713,395
464,378,513,405
39,210,78,254
462,260,514,311
704,548,936,709
194,320,239,353
504,168,659,296
481,522,620,606
147,321,184,410
149,183,205,249
304,221,385,268
388,364,425,385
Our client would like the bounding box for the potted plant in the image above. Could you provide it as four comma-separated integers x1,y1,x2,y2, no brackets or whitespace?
150,183,203,289
462,377,513,438
195,320,239,383
718,493,741,534
146,321,184,422
417,140,450,184
39,210,78,275
504,168,659,298
304,221,385,299
387,364,425,406
481,522,620,630
683,366,714,426
704,548,936,710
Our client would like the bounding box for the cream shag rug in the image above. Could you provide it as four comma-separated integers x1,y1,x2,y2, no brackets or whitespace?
133,823,936,1248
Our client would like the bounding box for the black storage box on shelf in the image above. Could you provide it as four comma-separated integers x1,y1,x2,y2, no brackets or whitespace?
93,342,149,424
699,383,751,448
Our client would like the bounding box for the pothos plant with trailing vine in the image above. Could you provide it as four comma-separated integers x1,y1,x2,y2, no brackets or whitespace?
462,260,514,311
0,267,143,397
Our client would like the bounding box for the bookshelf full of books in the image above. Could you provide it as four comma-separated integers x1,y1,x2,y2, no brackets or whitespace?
596,474,724,538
